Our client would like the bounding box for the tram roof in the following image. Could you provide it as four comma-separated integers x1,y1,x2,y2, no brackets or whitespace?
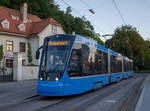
45,34,132,61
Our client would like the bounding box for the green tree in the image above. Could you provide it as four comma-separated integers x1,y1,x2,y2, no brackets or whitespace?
0,0,104,45
27,43,32,63
0,45,4,69
105,25,145,70
0,0,10,6
144,40,150,70
0,45,4,61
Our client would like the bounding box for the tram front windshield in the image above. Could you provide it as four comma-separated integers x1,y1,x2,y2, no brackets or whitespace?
39,35,75,81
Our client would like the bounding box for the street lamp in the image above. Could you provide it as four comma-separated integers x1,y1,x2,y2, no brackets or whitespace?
89,9,95,14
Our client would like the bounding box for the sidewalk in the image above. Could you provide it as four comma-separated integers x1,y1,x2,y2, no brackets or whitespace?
0,80,37,107
135,76,150,111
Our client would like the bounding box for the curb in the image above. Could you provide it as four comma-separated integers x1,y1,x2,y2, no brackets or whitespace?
134,76,150,111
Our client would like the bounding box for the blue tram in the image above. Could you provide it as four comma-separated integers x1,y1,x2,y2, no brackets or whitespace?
36,34,133,96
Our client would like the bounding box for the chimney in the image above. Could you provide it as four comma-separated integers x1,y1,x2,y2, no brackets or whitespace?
20,2,27,22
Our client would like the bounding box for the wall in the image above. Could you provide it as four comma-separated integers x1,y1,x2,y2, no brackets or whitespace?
0,33,28,60
22,65,38,80
13,52,39,81
28,36,39,65
13,52,22,81
38,24,65,46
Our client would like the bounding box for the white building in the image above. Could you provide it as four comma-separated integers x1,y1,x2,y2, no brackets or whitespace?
0,3,65,81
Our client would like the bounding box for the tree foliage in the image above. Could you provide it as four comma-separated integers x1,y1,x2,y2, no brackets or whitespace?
27,43,32,63
144,40,150,70
0,0,104,45
105,25,146,70
0,45,4,61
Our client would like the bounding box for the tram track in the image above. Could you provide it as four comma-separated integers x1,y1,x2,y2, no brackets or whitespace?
115,76,145,111
0,94,66,111
72,77,143,111
34,76,142,111
0,75,145,111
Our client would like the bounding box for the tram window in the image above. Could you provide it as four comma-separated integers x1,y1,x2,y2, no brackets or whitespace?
129,62,131,71
68,40,108,77
68,49,82,77
111,55,116,73
126,61,128,72
131,62,133,71
88,47,95,75
110,56,112,72
123,60,125,72
129,61,132,71
127,61,130,72
124,60,128,72
94,49,103,74
128,62,130,71
124,60,126,72
111,55,122,73
116,56,122,72
81,44,90,75
130,62,132,71
103,52,108,74
68,41,82,77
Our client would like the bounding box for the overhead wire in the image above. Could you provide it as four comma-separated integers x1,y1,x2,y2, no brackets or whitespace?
79,0,91,8
61,0,83,17
60,0,107,40
79,0,109,40
93,0,112,9
57,0,127,41
112,0,126,25
71,0,112,11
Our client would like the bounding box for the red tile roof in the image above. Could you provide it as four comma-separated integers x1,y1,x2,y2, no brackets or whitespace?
31,18,60,35
0,6,61,36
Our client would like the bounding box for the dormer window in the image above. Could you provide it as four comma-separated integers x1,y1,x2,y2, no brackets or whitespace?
11,15,19,20
27,19,32,23
10,12,19,20
18,23,25,32
1,19,9,29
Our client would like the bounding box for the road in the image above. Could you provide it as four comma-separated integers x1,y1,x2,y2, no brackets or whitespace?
0,74,147,111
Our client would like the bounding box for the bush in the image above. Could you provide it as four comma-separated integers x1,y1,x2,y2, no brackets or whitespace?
0,45,4,61
27,43,32,63
0,45,4,69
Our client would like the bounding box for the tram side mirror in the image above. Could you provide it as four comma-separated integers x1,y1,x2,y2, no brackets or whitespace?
36,46,43,60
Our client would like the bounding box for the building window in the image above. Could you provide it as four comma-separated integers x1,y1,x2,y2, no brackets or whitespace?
6,41,13,51
6,59,13,68
11,15,19,20
27,18,32,23
19,42,26,52
1,19,9,29
18,23,26,32
52,25,57,34
4,22,9,29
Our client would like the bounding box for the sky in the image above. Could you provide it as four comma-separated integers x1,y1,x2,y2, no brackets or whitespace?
55,0,150,41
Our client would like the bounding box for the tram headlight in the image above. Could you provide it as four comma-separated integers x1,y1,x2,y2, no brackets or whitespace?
55,77,58,81
40,77,43,80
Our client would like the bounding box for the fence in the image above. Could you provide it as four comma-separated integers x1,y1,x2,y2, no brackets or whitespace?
0,60,13,82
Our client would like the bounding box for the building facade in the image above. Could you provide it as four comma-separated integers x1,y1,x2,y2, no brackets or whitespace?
0,3,65,81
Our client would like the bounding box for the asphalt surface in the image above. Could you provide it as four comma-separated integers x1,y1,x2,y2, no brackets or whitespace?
0,74,147,111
